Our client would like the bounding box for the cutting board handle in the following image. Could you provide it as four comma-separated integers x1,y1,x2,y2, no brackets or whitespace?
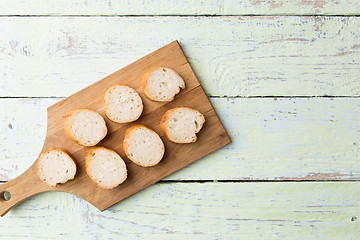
0,164,50,217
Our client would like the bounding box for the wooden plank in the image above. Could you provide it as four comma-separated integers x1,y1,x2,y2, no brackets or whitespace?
1,97,359,181
0,17,359,97
224,0,360,15
0,182,359,238
0,0,359,15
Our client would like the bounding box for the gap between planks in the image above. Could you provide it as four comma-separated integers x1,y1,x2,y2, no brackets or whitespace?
1,180,360,184
1,96,360,99
0,15,360,17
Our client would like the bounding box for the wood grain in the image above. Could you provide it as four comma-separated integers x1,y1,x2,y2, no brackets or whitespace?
1,0,359,237
0,17,359,97
0,0,359,15
0,41,230,216
0,182,359,239
1,97,358,181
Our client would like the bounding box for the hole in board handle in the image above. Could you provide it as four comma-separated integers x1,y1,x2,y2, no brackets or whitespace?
1,191,11,201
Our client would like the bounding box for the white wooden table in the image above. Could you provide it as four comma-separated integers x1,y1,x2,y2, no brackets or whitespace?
0,1,359,239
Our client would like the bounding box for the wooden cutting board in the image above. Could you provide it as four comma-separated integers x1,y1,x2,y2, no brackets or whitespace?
0,40,231,217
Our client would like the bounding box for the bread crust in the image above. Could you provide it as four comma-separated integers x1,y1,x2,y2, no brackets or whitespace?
63,108,107,146
123,124,165,167
85,146,127,189
36,148,77,187
104,84,143,123
160,107,205,143
142,67,185,102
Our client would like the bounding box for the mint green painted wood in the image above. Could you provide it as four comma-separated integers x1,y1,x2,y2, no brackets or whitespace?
0,182,359,239
0,0,359,15
0,17,359,97
1,98,359,181
224,0,360,15
0,2,358,237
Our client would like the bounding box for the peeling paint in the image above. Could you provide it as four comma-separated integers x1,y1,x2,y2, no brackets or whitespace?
0,182,359,238
0,0,358,15
1,98,359,181
0,17,359,97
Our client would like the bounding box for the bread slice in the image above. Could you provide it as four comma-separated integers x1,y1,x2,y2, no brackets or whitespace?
37,148,77,187
161,107,205,143
64,109,107,147
104,85,143,123
85,147,127,189
142,67,185,102
123,125,165,167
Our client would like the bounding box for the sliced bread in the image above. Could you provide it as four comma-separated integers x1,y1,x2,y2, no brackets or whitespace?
37,148,77,187
64,109,107,146
161,107,205,143
85,147,127,189
104,85,143,123
123,125,165,167
142,67,185,102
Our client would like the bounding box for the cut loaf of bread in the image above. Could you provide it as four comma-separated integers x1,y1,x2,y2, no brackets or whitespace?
161,107,205,143
64,109,107,146
37,148,77,187
123,125,165,167
104,85,143,123
142,67,185,102
85,147,127,189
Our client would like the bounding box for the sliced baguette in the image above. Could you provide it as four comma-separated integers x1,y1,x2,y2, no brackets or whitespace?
104,85,143,123
123,125,165,167
85,147,127,189
142,67,185,102
37,148,77,187
64,109,107,147
161,107,205,143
